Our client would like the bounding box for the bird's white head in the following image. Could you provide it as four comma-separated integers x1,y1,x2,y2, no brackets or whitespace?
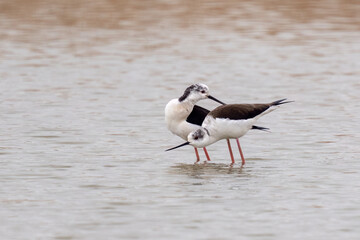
178,83,225,105
187,128,210,148
165,128,211,152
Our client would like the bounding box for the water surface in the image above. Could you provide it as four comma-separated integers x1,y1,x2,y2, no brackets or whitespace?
1,1,360,239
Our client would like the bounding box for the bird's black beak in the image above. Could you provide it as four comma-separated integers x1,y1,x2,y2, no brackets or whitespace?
165,142,190,151
208,95,226,105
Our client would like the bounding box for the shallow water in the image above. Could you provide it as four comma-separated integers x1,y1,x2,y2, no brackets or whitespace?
1,0,360,239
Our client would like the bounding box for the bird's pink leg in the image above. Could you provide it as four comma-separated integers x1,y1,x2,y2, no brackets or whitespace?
194,147,200,163
226,139,235,165
236,139,245,166
203,147,211,161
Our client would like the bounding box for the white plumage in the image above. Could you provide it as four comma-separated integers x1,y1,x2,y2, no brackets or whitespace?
167,99,292,165
164,84,225,162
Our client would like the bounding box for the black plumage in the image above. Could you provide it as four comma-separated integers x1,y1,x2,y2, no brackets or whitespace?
209,99,291,120
186,105,209,126
186,105,270,131
209,104,270,120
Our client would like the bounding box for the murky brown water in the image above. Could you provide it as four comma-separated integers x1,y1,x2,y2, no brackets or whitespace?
1,0,360,239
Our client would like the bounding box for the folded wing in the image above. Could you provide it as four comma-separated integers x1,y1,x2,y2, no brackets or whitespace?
186,105,210,125
209,104,271,120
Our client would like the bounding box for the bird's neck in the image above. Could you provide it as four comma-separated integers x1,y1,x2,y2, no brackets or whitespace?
206,133,219,146
204,128,220,146
165,99,194,124
179,97,197,105
178,99,195,113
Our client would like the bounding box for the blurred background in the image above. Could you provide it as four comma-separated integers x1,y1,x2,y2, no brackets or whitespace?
1,1,359,240
1,0,359,28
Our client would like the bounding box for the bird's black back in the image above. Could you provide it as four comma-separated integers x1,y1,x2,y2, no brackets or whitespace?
186,105,210,126
209,104,270,120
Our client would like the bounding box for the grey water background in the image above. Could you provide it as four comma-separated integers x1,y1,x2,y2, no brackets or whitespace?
1,1,360,239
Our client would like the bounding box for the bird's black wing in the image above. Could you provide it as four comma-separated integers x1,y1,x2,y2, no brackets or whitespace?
186,105,210,126
209,104,271,120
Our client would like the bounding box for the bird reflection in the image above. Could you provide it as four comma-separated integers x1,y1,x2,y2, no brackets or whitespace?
168,161,249,179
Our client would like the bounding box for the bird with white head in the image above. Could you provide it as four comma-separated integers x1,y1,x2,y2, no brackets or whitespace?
165,83,225,162
166,99,292,165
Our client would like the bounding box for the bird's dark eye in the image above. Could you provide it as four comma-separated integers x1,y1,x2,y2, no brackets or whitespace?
194,136,198,140
201,90,206,94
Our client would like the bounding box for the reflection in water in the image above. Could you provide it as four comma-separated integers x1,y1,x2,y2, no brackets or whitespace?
169,162,248,178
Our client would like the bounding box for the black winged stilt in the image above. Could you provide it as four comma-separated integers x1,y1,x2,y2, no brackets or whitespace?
165,83,225,162
166,99,292,165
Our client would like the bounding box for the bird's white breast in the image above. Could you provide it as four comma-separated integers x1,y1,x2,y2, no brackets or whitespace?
165,99,198,140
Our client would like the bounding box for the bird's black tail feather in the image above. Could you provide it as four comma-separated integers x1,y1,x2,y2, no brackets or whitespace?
252,125,270,132
271,98,294,106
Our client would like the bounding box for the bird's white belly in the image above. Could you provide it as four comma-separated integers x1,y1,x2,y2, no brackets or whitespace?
205,117,255,140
